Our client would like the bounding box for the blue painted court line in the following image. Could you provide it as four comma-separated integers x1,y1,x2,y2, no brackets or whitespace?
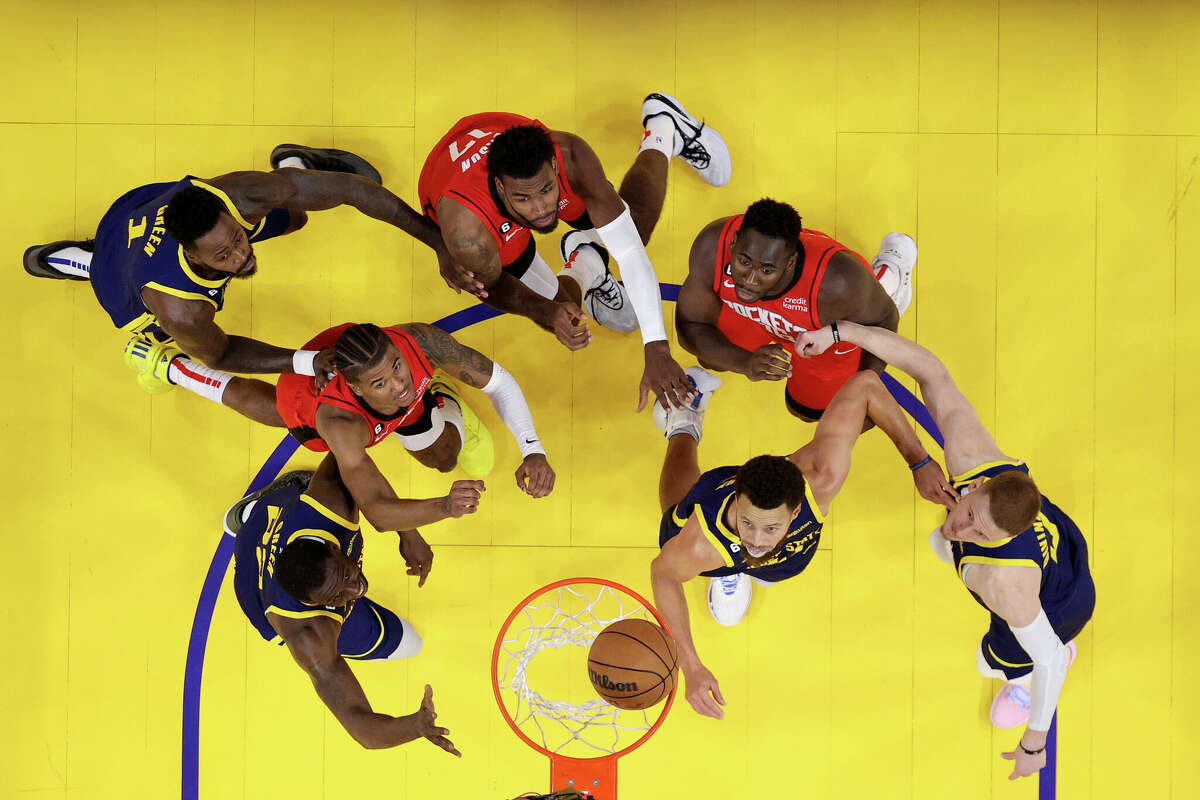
180,287,1056,799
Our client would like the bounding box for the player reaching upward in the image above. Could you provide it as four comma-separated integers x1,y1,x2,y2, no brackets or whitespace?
132,320,555,530
421,93,732,410
24,145,454,392
797,321,1094,780
676,197,916,421
226,461,461,753
650,366,954,719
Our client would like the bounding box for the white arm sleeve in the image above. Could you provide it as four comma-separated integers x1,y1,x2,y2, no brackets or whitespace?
1009,609,1070,731
594,206,668,345
481,362,545,459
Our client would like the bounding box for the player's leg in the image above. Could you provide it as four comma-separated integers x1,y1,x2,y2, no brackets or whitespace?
269,143,384,185
304,452,359,524
338,596,423,661
123,333,285,425
397,380,494,479
654,366,723,512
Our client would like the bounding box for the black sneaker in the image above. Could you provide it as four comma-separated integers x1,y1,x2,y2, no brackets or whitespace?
23,239,93,281
269,144,383,184
222,471,314,536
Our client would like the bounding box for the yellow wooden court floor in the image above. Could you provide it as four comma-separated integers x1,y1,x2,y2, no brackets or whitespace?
3,1,1198,798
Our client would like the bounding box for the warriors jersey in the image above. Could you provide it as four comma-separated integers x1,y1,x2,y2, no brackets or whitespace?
950,461,1093,615
418,112,591,269
275,323,436,452
713,215,881,413
233,481,364,644
659,465,825,583
89,178,292,337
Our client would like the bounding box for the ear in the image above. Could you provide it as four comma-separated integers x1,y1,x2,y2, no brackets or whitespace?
784,246,799,272
180,246,200,265
493,175,504,196
789,504,803,522
347,380,363,397
967,477,986,493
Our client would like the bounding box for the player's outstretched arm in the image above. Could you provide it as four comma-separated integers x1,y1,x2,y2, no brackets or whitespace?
814,251,900,375
650,519,728,719
675,219,791,383
209,169,446,252
796,321,1009,477
142,288,332,376
405,323,555,498
791,371,954,511
556,130,693,410
317,406,485,529
964,565,1067,780
272,615,460,754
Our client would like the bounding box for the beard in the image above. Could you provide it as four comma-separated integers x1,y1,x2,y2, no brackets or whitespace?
741,539,787,568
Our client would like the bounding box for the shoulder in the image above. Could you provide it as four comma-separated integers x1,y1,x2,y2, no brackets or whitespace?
551,129,608,189
206,170,291,217
689,218,733,266
268,613,341,670
141,285,218,327
816,250,894,325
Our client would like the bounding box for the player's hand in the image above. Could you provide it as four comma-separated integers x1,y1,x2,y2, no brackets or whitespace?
548,302,591,350
398,529,434,587
638,341,696,412
1001,739,1047,780
796,326,836,358
912,458,957,509
745,343,792,381
441,480,485,518
313,348,338,394
437,247,488,299
412,684,462,757
515,453,555,498
682,661,726,720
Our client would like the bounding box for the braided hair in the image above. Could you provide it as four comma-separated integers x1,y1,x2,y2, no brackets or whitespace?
333,324,391,382
163,186,226,249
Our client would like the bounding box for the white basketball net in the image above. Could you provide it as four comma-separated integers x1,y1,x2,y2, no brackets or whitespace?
496,583,664,757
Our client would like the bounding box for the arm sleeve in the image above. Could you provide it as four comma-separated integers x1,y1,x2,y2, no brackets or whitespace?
594,206,668,345
481,362,545,459
1009,608,1071,731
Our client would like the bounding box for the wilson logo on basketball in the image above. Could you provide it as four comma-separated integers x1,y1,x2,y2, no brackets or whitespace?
588,668,638,692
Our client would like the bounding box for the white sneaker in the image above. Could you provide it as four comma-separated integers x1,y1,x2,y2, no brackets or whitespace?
929,528,954,565
559,231,638,333
641,92,732,187
653,366,722,439
871,232,917,316
707,573,752,626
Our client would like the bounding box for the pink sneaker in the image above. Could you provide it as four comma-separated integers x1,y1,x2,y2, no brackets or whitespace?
988,641,1077,729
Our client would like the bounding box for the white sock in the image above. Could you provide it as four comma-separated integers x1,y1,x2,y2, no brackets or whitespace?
167,357,233,404
48,246,92,278
432,390,465,443
559,242,606,293
276,156,307,169
639,115,680,159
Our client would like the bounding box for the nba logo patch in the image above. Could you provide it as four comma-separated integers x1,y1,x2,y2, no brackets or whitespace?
500,222,512,234
374,423,383,435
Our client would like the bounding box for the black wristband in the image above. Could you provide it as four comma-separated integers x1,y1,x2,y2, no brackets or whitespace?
1018,741,1045,756
831,321,840,343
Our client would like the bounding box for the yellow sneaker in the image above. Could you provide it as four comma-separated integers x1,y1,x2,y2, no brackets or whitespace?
124,333,180,394
429,375,493,478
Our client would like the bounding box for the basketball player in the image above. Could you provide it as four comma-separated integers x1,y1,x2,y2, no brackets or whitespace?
23,144,454,392
226,462,463,753
650,365,953,720
676,197,917,421
132,320,555,529
797,321,1094,780
421,93,732,410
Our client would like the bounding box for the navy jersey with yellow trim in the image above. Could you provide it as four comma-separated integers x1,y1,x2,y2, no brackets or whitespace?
89,177,292,337
659,465,824,582
950,461,1091,614
232,483,364,643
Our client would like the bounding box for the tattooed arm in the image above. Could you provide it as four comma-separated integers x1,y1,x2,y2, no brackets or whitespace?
404,322,495,386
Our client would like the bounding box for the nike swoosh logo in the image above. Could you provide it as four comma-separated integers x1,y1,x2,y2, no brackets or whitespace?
723,280,735,289
524,438,538,444
833,346,857,355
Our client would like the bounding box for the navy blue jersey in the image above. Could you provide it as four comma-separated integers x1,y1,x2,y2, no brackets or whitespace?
659,465,824,582
233,483,364,643
89,177,291,337
950,460,1092,615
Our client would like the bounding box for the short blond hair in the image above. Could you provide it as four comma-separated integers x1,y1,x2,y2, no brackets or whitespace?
980,472,1041,536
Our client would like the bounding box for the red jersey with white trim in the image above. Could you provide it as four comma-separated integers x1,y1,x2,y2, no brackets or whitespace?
275,323,435,453
418,112,589,267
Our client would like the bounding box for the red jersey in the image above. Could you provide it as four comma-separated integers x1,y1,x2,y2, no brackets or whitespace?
275,323,435,453
713,215,880,412
418,112,590,267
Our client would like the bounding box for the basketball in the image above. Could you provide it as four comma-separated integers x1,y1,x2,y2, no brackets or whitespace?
587,617,678,710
